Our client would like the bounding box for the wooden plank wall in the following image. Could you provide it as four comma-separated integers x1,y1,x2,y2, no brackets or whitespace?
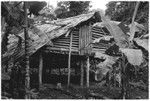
44,25,110,55
79,24,92,55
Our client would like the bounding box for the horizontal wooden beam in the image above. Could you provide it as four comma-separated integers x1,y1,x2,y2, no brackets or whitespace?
43,49,79,55
45,47,78,52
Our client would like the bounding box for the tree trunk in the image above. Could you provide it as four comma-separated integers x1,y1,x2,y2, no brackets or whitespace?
129,2,140,41
67,33,73,87
24,2,30,99
121,54,126,99
86,56,90,87
9,59,15,98
39,52,43,88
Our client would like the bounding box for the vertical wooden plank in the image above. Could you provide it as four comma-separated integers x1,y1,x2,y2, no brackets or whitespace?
39,52,43,88
86,25,89,54
84,25,87,54
86,56,90,87
80,26,83,55
87,25,89,54
80,60,84,87
84,25,88,54
89,23,92,54
86,25,88,54
79,27,82,55
82,26,85,55
67,33,73,87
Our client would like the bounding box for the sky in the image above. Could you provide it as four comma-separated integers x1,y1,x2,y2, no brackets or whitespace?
90,0,109,10
46,0,109,11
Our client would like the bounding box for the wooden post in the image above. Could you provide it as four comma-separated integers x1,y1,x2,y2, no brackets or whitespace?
24,2,30,99
39,52,43,88
67,33,73,87
80,60,84,87
86,56,90,87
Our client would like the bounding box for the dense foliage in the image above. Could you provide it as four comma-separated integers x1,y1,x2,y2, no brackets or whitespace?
55,1,91,18
93,3,148,98
105,1,149,32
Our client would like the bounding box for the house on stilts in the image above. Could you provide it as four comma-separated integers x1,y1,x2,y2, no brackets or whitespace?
2,10,113,88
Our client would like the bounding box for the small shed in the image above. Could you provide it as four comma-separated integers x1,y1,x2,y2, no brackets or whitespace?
37,11,110,55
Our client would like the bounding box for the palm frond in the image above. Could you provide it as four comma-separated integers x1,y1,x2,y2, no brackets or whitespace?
134,38,148,51
94,52,119,81
98,10,129,48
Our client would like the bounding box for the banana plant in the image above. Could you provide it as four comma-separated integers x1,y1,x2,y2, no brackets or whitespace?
94,2,148,98
94,52,119,81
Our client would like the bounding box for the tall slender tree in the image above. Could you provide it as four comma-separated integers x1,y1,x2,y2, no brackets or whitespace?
24,2,30,99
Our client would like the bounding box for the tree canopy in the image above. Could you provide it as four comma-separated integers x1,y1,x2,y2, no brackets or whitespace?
105,1,149,32
55,1,91,18
1,1,47,53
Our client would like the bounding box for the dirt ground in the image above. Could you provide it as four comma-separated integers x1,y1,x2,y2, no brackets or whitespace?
37,82,148,99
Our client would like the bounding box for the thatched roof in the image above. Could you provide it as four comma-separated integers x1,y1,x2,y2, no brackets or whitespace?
2,11,102,63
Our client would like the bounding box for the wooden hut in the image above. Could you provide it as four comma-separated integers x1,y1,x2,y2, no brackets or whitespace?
2,11,111,87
